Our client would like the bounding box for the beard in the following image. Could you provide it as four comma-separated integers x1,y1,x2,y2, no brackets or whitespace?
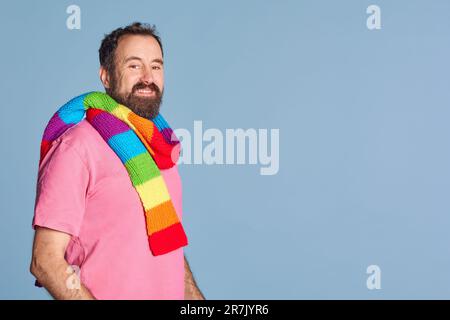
106,76,163,120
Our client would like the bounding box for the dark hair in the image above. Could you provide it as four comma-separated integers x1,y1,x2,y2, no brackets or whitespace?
99,22,163,75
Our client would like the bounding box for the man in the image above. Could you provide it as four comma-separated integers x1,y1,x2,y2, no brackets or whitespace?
30,22,205,300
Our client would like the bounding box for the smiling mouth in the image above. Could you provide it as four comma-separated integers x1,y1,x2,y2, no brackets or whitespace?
135,88,155,96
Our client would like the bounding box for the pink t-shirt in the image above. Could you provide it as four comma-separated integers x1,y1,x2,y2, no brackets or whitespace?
32,119,185,300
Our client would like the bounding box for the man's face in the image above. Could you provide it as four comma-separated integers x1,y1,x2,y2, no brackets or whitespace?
101,34,164,120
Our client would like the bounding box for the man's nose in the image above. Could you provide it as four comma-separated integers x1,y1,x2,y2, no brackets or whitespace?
140,67,154,84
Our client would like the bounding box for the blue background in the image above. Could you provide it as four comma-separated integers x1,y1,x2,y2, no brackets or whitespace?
1,0,450,299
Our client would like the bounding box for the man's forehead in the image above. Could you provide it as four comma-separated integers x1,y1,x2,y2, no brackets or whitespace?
116,34,163,60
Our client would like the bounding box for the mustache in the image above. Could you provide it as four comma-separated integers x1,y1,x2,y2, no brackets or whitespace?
132,82,161,95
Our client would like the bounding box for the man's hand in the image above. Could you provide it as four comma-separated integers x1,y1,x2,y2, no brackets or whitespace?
30,226,95,300
184,255,205,300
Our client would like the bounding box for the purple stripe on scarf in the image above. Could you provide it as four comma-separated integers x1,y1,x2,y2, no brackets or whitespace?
89,110,130,141
161,128,179,145
43,113,75,141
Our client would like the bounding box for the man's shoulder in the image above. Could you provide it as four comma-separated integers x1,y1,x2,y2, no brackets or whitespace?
54,119,101,151
43,119,108,170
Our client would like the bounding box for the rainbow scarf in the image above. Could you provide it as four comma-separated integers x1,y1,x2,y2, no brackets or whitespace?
40,91,188,256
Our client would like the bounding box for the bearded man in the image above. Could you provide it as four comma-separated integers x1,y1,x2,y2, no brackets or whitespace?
30,22,204,300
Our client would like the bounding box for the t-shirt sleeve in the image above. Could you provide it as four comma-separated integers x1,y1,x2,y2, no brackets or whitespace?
32,139,90,237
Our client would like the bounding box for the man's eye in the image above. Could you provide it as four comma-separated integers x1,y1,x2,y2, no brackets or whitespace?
129,65,140,69
152,65,161,70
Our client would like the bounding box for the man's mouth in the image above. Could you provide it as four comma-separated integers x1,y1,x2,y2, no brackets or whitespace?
135,88,155,96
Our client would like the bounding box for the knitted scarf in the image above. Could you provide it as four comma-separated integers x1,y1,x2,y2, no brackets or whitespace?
39,91,188,256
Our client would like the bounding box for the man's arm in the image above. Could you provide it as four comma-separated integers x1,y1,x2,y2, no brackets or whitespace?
184,255,205,300
30,226,95,300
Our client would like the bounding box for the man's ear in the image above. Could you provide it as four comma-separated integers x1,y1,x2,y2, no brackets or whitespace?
99,66,111,89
